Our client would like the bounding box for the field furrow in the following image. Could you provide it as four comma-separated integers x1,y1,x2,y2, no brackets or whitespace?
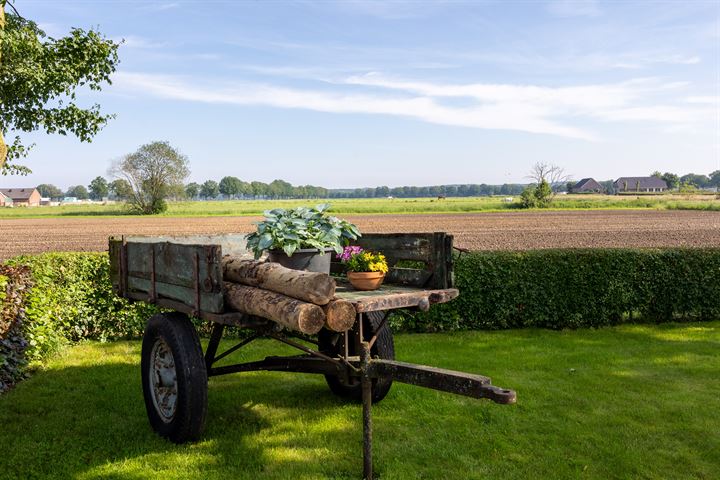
1,210,719,260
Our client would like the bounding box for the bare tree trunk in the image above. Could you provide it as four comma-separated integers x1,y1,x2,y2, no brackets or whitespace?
222,256,336,305
224,282,326,335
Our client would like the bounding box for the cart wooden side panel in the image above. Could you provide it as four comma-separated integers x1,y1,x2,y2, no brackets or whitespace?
109,236,226,314
330,232,454,289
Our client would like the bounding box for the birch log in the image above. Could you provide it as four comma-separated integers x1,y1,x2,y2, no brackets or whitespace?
223,282,326,334
323,299,356,332
222,256,336,305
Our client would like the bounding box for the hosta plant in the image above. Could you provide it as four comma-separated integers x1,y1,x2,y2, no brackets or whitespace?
246,204,361,259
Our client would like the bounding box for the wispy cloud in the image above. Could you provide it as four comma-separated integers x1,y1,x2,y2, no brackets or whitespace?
116,35,171,49
112,71,714,141
546,0,601,18
143,2,180,12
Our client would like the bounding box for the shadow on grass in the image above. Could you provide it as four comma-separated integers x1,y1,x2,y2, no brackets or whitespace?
2,324,719,479
0,358,364,480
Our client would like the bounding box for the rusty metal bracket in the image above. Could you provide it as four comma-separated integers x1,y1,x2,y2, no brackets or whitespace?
267,331,350,370
452,245,471,259
213,334,260,365
192,251,201,317
367,313,390,351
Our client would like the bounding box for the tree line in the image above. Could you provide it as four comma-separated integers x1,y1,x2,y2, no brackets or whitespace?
35,168,720,204
185,178,329,200
329,184,527,198
649,171,720,190
36,178,528,202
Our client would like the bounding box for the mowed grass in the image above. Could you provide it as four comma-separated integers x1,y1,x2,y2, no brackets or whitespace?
0,194,718,218
1,322,718,479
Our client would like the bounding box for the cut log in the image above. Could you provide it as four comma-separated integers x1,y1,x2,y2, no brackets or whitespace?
222,256,336,305
323,299,356,332
223,282,326,335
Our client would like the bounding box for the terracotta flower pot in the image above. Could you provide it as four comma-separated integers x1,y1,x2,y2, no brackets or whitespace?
347,271,385,291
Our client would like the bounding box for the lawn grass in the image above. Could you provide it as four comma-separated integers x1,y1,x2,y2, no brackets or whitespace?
1,322,719,479
0,194,718,218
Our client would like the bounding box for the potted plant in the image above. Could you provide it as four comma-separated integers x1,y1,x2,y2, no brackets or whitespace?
246,204,360,274
338,246,389,291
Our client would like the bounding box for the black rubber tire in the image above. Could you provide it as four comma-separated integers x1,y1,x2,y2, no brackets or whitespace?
141,312,208,443
318,311,395,403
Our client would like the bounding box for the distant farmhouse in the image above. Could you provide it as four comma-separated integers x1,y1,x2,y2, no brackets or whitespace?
572,178,604,193
613,177,668,193
0,188,42,206
0,190,10,207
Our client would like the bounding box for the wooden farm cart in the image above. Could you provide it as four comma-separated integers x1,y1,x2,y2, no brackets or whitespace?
108,232,516,479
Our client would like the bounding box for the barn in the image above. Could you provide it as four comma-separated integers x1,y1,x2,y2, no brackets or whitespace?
0,190,11,207
613,177,668,193
572,178,604,193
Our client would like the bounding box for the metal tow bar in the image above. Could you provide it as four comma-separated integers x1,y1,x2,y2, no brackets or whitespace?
359,340,517,480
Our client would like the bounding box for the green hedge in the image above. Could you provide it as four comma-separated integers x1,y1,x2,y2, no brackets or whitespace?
5,249,720,374
398,249,720,331
7,253,159,365
1,265,32,392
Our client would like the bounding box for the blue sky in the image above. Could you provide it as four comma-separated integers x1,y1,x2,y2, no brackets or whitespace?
3,0,719,189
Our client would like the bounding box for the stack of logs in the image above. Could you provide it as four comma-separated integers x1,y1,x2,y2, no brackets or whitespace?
222,256,356,335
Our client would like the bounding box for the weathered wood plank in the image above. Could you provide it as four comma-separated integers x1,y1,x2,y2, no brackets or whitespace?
127,276,224,313
108,237,122,294
123,290,269,328
386,268,432,286
126,242,222,294
356,234,435,263
334,280,458,312
330,233,453,289
370,359,517,404
123,233,251,257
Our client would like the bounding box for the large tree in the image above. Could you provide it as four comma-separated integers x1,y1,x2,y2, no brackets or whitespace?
185,182,200,199
109,178,132,200
88,176,109,200
109,141,190,214
200,180,219,199
0,2,119,175
219,176,244,198
709,170,720,190
679,173,709,189
36,183,62,199
66,185,89,200
522,162,570,207
661,172,679,190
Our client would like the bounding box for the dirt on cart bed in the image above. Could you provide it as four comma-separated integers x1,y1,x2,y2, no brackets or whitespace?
1,210,719,261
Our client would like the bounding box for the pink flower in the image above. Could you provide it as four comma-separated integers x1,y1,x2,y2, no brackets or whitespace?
338,245,363,262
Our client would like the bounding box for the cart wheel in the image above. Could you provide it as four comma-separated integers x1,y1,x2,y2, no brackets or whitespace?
141,312,208,443
318,311,395,403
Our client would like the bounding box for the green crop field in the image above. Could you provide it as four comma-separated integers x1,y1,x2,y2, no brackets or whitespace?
0,194,718,218
1,322,718,479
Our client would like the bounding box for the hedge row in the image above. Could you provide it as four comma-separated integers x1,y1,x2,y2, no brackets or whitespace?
3,249,720,387
6,253,159,365
398,248,720,331
0,265,32,393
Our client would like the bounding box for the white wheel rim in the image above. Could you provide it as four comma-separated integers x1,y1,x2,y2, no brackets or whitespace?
149,337,178,422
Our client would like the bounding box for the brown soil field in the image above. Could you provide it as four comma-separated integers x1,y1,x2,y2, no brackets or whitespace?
1,210,719,261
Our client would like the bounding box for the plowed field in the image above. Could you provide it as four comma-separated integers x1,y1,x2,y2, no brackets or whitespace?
1,210,719,261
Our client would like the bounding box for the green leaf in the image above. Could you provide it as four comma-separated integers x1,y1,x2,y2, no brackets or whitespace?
283,243,298,257
258,233,274,250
